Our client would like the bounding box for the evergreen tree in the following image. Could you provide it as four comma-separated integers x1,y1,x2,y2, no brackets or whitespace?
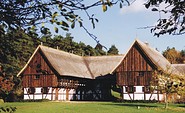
0,28,37,75
0,26,120,102
108,45,119,55
94,43,106,56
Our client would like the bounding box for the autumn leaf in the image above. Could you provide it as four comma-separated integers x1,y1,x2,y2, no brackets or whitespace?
54,27,58,33
102,4,107,12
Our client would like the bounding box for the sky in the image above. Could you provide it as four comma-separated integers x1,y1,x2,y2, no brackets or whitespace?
55,0,185,54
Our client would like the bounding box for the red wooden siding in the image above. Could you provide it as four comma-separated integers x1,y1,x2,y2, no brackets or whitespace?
116,44,154,86
22,50,58,87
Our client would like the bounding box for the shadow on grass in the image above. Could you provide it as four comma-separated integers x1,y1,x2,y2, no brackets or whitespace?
101,103,158,108
177,105,185,108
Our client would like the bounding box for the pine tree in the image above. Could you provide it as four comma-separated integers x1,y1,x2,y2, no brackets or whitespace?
108,45,119,55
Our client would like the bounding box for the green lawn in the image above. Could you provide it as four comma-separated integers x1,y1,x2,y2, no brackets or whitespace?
0,101,185,113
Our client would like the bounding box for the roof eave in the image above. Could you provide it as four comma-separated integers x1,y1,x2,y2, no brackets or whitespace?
110,39,138,73
17,45,41,77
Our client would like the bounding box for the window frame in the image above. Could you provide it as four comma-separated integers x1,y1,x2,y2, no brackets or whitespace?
125,86,136,93
35,74,40,79
41,87,49,94
138,71,144,76
142,86,151,93
28,87,35,94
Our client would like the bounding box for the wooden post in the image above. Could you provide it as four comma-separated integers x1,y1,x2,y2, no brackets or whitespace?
25,88,31,99
157,90,159,101
41,88,43,99
84,89,86,100
33,93,35,100
51,88,54,101
121,86,124,100
80,90,82,100
128,93,132,100
55,88,58,100
144,87,146,100
66,89,69,101
149,92,153,100
51,88,53,101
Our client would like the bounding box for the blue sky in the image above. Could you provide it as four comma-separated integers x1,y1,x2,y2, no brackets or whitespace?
55,0,185,54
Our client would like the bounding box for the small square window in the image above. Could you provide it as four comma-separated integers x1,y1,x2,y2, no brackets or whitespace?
126,86,136,93
138,72,144,76
35,75,40,79
41,87,49,94
28,87,35,94
142,86,151,93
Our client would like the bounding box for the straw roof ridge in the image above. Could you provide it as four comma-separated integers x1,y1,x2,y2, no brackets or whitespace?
39,45,92,79
39,45,124,79
39,45,82,58
135,39,172,71
135,39,185,75
84,55,124,78
83,54,124,58
171,64,185,75
18,39,185,78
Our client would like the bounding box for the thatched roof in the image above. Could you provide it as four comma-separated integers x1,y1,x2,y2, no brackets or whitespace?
113,39,182,75
40,46,91,78
17,39,185,79
171,64,185,75
135,39,185,75
136,39,172,71
17,45,124,79
84,55,124,78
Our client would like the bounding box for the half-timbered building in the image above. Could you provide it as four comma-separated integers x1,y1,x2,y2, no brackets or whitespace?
17,45,123,101
115,39,185,101
18,39,185,101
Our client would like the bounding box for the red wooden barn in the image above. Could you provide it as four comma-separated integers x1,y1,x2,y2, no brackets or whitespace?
17,39,185,101
17,45,123,101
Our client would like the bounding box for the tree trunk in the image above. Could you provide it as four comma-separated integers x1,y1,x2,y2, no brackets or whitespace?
165,93,169,109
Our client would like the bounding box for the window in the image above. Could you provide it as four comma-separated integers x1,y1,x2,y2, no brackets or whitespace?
35,63,41,73
41,87,49,94
142,86,151,93
35,75,40,79
28,87,35,94
125,86,136,93
138,72,144,76
36,64,41,69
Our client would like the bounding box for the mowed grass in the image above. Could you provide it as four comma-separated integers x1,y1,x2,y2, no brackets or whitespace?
0,101,185,113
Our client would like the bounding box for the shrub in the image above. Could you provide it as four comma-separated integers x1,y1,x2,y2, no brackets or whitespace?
0,106,17,113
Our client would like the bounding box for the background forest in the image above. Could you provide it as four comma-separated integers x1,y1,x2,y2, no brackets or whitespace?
0,26,119,76
0,26,119,101
0,26,185,102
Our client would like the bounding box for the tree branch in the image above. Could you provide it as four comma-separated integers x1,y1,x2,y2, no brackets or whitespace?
81,25,107,50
